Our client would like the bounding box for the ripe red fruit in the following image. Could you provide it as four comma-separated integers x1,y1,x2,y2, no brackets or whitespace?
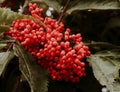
5,3,91,83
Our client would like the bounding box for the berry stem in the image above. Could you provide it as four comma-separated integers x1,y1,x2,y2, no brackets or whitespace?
57,0,70,24
7,43,14,51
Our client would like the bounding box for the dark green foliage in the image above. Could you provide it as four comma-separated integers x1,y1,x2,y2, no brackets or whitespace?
13,44,48,92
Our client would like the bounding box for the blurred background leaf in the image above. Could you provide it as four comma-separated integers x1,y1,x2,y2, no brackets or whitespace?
0,0,4,3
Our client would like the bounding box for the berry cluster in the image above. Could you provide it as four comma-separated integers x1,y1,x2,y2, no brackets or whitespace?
5,3,90,82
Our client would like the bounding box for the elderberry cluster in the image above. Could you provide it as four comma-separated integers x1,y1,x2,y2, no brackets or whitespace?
5,3,90,82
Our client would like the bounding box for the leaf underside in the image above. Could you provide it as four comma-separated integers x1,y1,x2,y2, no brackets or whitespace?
88,49,120,92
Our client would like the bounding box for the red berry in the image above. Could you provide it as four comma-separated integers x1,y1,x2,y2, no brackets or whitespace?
5,3,91,83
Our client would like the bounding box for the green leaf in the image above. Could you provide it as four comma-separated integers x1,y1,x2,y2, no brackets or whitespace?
0,25,10,33
67,0,120,14
0,51,15,76
87,49,120,92
0,8,23,24
0,43,7,50
13,44,48,92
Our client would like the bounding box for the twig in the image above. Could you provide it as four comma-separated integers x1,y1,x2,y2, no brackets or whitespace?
7,42,14,51
57,0,70,24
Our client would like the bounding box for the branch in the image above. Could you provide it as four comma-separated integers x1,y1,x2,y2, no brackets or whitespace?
57,0,70,24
